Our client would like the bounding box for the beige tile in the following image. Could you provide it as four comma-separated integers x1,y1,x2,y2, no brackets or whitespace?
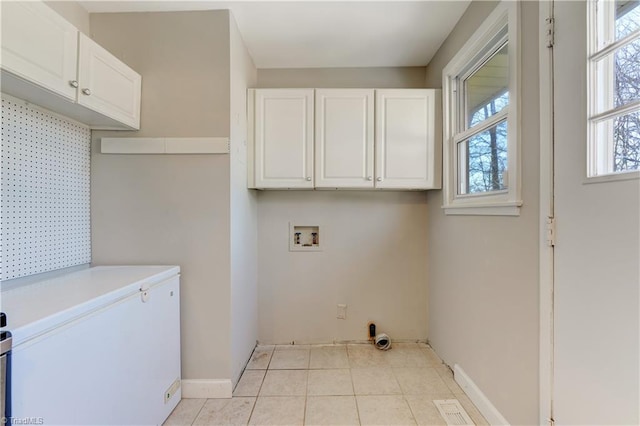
247,346,275,370
163,398,206,425
404,395,449,426
351,367,401,395
435,365,466,395
260,370,308,396
305,396,360,426
234,370,266,397
347,344,390,368
307,369,353,396
249,396,305,425
457,395,490,426
192,397,255,425
394,368,451,395
419,346,443,366
309,345,349,369
356,395,416,425
270,347,310,369
390,342,420,348
385,347,431,368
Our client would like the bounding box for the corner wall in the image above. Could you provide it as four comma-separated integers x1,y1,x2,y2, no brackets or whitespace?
256,67,429,344
90,10,232,382
424,1,540,424
229,12,259,385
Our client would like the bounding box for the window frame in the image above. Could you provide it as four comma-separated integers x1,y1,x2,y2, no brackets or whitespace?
442,1,522,216
586,0,640,181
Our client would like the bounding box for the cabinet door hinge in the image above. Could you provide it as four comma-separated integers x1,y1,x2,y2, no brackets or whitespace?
546,217,556,247
545,17,555,48
549,417,555,426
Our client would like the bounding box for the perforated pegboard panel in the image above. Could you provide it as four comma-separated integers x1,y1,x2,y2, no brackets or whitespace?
1,96,91,281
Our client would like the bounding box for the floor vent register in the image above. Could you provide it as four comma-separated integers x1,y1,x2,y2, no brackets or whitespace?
433,399,475,426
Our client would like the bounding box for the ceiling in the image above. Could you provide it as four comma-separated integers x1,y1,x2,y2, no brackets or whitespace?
79,1,470,69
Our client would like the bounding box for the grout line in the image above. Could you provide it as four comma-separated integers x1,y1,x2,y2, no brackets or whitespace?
189,399,208,426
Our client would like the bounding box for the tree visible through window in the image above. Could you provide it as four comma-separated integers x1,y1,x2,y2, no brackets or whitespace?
613,2,640,172
464,92,509,193
589,0,640,177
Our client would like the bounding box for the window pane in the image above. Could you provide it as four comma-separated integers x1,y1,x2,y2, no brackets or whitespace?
596,110,640,172
458,120,508,195
465,43,509,128
594,37,640,113
616,0,640,40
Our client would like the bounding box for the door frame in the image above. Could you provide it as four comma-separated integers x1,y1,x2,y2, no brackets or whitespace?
538,0,555,424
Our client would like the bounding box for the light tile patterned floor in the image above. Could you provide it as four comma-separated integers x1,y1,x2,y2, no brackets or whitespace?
164,343,488,426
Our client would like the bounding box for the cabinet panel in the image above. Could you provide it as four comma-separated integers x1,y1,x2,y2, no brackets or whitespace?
315,89,374,188
1,1,78,101
375,89,441,189
78,33,141,129
252,89,314,188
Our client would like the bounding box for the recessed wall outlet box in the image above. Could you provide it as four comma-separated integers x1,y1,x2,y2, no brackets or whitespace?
164,378,181,404
337,304,347,319
289,222,322,252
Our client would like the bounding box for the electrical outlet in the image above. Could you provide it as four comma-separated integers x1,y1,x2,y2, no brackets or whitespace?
337,304,347,319
164,378,181,404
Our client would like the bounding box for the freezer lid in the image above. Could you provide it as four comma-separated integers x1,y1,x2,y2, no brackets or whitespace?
0,265,180,347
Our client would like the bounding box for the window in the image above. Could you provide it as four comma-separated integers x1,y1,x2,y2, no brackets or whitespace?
588,0,640,179
442,2,521,215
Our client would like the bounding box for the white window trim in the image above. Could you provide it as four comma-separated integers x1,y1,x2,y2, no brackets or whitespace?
442,1,522,216
586,0,640,181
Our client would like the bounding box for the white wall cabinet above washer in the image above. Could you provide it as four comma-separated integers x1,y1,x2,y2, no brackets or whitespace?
315,89,375,189
0,1,142,130
248,88,441,190
375,89,441,189
248,88,314,189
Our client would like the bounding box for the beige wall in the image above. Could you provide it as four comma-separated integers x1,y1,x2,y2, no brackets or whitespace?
45,1,90,34
424,1,539,424
257,191,428,344
257,65,429,344
552,2,639,422
258,67,427,89
90,10,232,381
229,12,259,385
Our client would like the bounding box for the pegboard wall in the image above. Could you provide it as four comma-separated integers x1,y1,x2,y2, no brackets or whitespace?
1,96,91,281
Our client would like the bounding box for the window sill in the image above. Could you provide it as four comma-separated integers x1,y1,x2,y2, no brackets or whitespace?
442,200,522,216
584,170,640,185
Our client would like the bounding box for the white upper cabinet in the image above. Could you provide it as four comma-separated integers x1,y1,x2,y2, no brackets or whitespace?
249,89,314,189
77,34,142,129
315,89,374,188
248,88,441,190
0,1,78,101
375,89,441,189
0,1,142,130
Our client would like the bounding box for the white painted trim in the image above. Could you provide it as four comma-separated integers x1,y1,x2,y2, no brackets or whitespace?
441,1,522,216
100,137,230,154
443,203,521,216
583,169,640,184
453,364,510,426
181,379,232,399
538,1,554,425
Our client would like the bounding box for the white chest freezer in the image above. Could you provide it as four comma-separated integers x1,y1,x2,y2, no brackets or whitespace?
0,265,181,425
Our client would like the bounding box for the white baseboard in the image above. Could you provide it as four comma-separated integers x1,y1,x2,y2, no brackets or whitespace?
453,364,510,426
181,379,233,399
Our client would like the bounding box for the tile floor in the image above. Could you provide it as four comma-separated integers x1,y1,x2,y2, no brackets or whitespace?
164,343,488,426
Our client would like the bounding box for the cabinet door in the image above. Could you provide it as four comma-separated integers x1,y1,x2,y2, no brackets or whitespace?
375,89,442,189
0,1,78,101
315,89,374,188
252,89,314,189
77,33,141,130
